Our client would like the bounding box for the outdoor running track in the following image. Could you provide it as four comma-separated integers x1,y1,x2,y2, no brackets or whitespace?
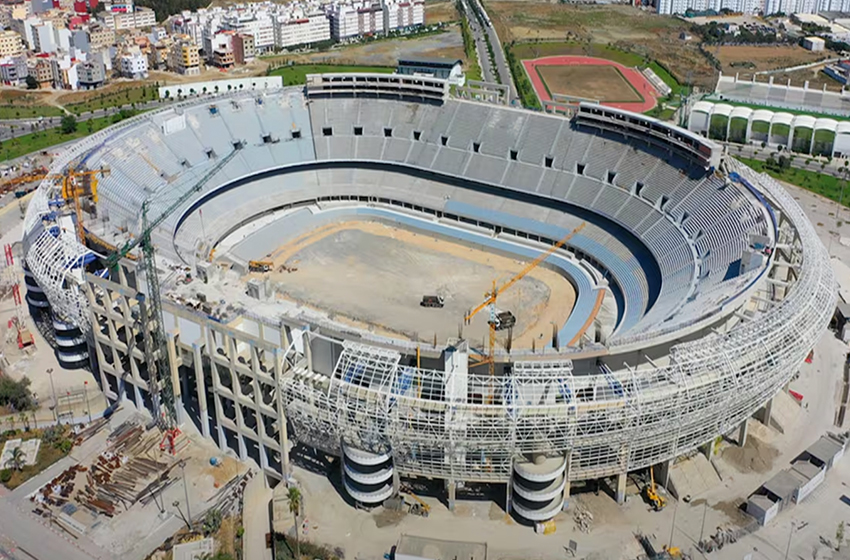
522,55,660,113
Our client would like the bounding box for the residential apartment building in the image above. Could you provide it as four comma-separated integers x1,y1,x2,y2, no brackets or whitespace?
0,54,27,85
0,30,24,57
77,58,105,88
118,45,147,78
273,10,330,48
232,32,254,63
383,0,423,31
99,6,155,30
167,37,199,75
27,56,53,86
221,12,274,52
657,0,765,15
327,1,382,39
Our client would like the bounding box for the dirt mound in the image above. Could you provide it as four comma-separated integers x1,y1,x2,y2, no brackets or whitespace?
721,434,779,474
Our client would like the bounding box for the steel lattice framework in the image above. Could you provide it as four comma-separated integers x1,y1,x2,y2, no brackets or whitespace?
20,88,836,486
280,159,835,482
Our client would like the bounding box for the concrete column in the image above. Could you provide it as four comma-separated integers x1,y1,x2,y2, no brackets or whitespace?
303,329,313,372
166,332,183,424
700,440,713,461
616,472,627,505
447,480,457,511
656,459,672,491
761,397,774,427
193,342,210,439
564,451,572,501
392,468,400,495
273,348,290,479
738,418,749,447
505,481,512,515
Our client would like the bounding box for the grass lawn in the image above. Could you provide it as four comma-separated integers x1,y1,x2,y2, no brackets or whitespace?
0,111,139,161
0,426,74,490
0,105,64,119
511,42,645,68
66,86,159,115
738,156,850,206
267,64,395,86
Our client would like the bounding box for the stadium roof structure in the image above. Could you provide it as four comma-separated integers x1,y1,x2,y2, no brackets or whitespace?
713,73,850,118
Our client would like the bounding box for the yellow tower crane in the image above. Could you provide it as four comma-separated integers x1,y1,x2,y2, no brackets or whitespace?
464,222,586,383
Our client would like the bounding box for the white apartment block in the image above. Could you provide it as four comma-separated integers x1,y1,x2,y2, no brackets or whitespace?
99,6,156,30
33,21,56,53
221,13,274,52
764,0,817,12
118,47,148,78
819,0,850,11
327,1,382,39
383,0,424,31
657,0,765,15
274,11,330,48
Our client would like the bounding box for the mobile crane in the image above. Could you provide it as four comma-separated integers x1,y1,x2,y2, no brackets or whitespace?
103,147,240,439
464,222,586,383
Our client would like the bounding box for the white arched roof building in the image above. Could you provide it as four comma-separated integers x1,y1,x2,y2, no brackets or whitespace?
688,101,850,156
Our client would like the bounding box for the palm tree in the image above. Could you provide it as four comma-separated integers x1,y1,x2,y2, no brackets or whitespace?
287,486,302,559
6,446,25,471
18,412,28,432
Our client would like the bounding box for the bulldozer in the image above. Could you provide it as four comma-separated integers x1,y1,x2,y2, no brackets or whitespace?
642,467,667,511
248,260,273,273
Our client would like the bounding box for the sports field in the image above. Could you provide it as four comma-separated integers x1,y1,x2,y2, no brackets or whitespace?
536,65,643,103
523,55,658,113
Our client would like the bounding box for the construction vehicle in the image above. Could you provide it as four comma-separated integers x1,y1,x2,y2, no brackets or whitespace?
102,147,240,443
248,260,273,273
489,310,516,331
642,467,667,511
637,533,684,559
401,486,431,517
420,295,445,308
465,222,586,381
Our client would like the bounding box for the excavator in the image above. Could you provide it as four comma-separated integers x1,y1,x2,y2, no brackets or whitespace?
642,467,667,512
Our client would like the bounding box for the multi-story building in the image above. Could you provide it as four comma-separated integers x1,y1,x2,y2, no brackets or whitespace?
167,37,200,75
99,6,156,30
33,21,56,53
148,37,171,69
274,10,330,48
30,0,53,15
77,58,105,88
211,48,233,68
0,54,28,86
232,32,254,63
118,45,148,78
27,56,53,86
88,23,115,48
170,11,203,46
327,1,382,39
221,12,274,53
0,30,24,57
383,0,423,32
657,0,766,15
50,54,79,89
763,0,817,12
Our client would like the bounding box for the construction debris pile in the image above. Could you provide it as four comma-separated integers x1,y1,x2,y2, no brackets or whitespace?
573,504,594,533
29,419,190,532
206,469,253,520
697,526,741,553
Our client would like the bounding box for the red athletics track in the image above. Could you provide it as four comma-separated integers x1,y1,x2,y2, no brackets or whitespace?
522,55,659,113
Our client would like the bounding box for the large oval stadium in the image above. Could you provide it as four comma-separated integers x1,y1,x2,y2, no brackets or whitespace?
21,74,835,522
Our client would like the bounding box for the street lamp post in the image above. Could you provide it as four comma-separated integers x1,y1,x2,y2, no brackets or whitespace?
181,462,192,523
784,521,796,560
47,368,57,422
83,381,91,423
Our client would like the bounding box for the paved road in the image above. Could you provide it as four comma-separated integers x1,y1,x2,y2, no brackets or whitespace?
461,0,516,99
0,99,166,142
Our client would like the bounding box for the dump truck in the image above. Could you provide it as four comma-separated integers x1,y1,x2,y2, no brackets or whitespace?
248,260,273,273
420,295,445,308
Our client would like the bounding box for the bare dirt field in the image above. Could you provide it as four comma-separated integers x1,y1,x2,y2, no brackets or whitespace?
271,29,465,67
537,64,641,102
425,0,460,23
256,220,576,350
717,45,828,75
486,3,717,88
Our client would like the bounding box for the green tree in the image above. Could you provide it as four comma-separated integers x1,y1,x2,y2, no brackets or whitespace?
25,75,38,90
202,508,222,535
0,376,34,411
60,115,77,134
287,486,302,560
5,446,25,471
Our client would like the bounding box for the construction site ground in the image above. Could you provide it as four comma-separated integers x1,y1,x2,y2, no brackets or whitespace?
0,406,250,560
254,219,576,350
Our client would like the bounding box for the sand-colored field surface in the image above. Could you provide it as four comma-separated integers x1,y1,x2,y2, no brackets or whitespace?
537,64,641,103
253,220,576,350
